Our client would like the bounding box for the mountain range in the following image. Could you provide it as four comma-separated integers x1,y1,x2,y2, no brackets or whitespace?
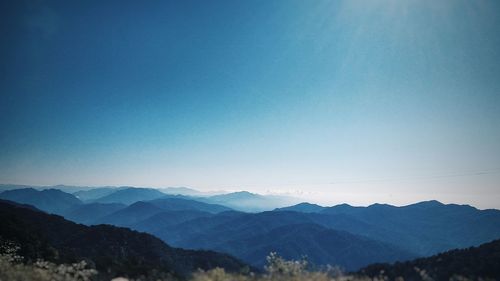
1,185,500,272
0,185,296,212
279,201,500,256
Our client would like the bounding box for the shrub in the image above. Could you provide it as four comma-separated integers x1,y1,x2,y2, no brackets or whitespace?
0,238,97,281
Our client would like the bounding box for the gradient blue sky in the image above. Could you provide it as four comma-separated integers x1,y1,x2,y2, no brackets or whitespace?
1,0,500,208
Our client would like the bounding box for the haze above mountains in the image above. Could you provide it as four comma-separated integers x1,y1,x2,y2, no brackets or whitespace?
1,184,500,272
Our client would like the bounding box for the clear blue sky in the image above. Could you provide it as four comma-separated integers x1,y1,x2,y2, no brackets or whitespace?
1,0,499,208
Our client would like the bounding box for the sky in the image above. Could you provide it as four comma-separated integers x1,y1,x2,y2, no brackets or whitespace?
1,0,500,208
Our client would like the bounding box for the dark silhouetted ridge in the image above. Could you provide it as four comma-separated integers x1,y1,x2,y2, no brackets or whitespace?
0,200,250,280
360,239,500,280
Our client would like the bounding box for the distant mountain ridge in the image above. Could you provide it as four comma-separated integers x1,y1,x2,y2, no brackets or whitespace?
73,187,125,202
0,184,301,212
279,200,500,256
132,210,214,235
0,188,82,214
94,198,231,227
274,202,326,213
149,197,232,213
95,201,165,226
158,186,206,196
91,187,166,204
64,202,126,225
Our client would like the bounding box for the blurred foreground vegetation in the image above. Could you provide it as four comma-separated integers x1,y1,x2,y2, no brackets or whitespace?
1,239,495,281
0,240,96,281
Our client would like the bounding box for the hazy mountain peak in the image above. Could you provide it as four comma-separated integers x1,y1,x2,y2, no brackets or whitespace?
92,187,165,205
368,203,395,208
334,203,354,208
274,202,325,213
407,200,445,208
159,186,204,196
212,191,261,199
295,202,323,207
